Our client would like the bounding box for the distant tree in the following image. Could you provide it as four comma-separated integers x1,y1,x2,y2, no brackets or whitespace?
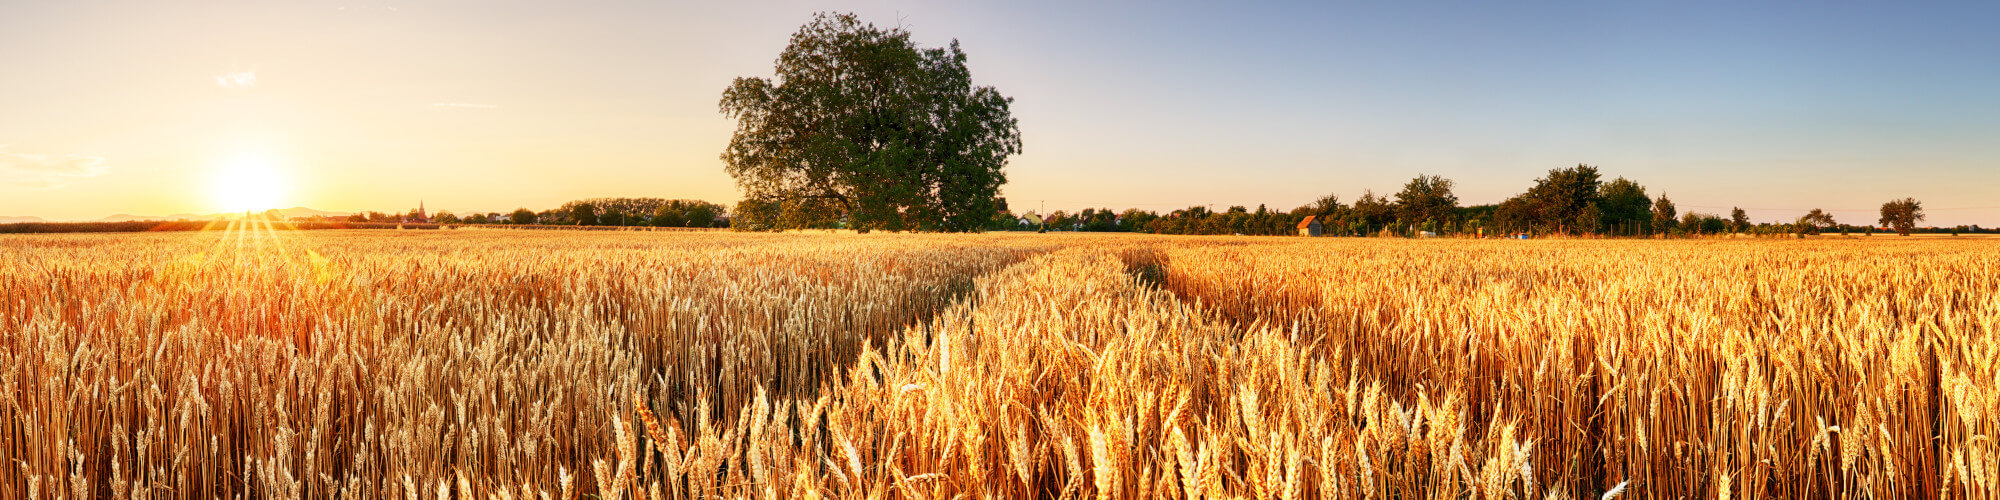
1597,177,1651,235
1879,198,1924,236
1394,174,1459,229
462,213,489,224
1045,210,1071,231
600,208,633,226
1650,194,1677,235
1118,209,1157,232
684,203,720,228
568,203,599,226
721,13,1021,232
366,211,393,223
1487,196,1531,235
1081,208,1119,232
346,213,368,223
1305,192,1346,221
510,208,537,225
1795,208,1837,236
1523,165,1603,233
1680,212,1703,235
1702,216,1727,234
435,211,460,224
1457,204,1497,235
1729,207,1750,234
1349,190,1395,235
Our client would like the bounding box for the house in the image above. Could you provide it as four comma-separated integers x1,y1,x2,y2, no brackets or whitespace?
1021,212,1043,229
1297,215,1322,237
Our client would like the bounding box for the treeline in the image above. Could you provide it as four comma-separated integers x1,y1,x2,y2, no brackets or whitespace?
1013,165,1968,237
333,198,729,228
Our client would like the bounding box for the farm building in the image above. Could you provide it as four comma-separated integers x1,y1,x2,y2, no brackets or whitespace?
1297,215,1322,236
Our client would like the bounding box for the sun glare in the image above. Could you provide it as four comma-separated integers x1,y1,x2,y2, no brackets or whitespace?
210,155,288,214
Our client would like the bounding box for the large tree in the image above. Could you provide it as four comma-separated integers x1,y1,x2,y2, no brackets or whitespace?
1393,174,1459,229
1879,198,1924,236
721,13,1022,232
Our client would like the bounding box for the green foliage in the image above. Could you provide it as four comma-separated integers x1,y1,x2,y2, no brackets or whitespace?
1879,198,1924,236
1394,174,1459,228
1348,190,1395,235
1651,194,1677,234
721,13,1021,232
1574,202,1602,235
569,203,599,226
1597,177,1652,235
510,208,537,225
1730,207,1750,234
1795,208,1837,235
1525,165,1603,234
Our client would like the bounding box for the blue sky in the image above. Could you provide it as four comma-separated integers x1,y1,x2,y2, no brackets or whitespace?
1,0,1995,224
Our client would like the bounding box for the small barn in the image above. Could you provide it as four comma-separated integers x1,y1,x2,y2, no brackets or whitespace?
1297,215,1323,237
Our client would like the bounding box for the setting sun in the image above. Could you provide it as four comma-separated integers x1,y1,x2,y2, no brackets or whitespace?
210,155,288,213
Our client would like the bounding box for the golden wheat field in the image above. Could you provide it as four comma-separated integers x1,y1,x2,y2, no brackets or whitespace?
2,228,1996,499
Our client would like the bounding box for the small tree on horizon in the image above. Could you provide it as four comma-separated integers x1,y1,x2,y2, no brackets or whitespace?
1796,208,1837,236
1394,174,1460,231
1879,198,1924,236
570,203,599,226
1729,207,1750,234
1597,177,1651,236
1651,194,1677,235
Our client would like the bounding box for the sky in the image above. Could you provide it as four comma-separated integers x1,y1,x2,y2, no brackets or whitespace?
2,0,1997,225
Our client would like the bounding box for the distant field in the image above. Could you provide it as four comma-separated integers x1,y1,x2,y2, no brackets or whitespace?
2,230,1994,498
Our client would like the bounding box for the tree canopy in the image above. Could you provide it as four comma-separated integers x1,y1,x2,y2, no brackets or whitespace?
1393,174,1459,228
721,13,1021,232
1598,177,1653,235
1651,194,1677,233
1796,209,1837,235
1879,198,1924,236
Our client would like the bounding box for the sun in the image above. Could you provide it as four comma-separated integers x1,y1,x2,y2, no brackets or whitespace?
210,155,289,213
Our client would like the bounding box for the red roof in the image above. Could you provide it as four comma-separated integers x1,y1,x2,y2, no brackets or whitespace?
1297,215,1319,229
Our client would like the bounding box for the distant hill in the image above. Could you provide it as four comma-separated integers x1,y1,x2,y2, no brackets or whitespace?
0,216,46,224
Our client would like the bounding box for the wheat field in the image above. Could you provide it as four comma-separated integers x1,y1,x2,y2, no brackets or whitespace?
2,227,1994,499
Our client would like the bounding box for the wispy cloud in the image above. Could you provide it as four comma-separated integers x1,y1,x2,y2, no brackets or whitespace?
0,147,109,188
431,102,499,109
216,70,257,90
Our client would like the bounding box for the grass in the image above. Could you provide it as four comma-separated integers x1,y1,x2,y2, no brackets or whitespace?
1,229,1993,498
